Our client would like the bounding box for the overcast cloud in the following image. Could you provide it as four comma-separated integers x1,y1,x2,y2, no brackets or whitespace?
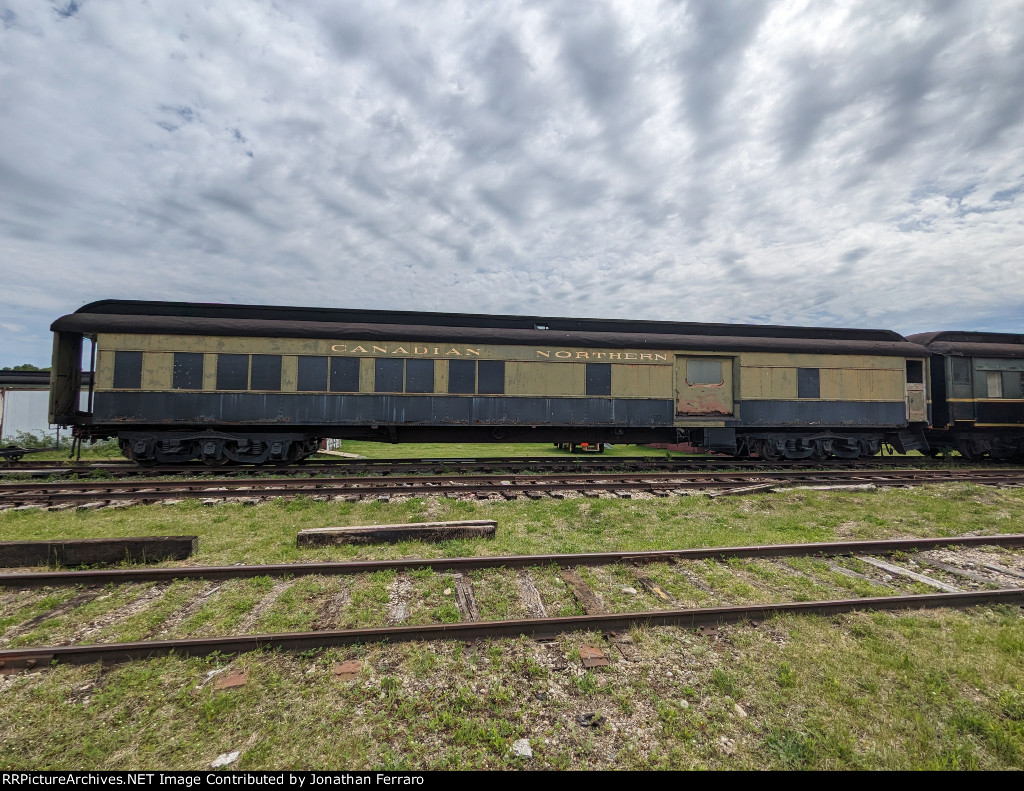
1,0,1023,367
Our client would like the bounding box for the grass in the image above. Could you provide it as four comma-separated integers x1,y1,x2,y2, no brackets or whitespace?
1,482,1023,769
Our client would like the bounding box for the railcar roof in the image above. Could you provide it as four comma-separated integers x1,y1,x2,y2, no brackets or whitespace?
67,299,907,343
907,331,1024,358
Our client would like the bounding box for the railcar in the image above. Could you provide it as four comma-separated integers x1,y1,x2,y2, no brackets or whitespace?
907,331,1024,459
49,300,930,464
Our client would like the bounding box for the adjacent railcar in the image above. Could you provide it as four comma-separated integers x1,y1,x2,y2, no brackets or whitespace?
907,331,1024,459
49,300,930,464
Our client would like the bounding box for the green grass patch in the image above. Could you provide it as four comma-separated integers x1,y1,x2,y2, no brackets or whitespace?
2,483,1024,768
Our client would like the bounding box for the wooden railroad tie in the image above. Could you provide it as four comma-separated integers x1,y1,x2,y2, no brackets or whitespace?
0,536,198,568
296,520,497,546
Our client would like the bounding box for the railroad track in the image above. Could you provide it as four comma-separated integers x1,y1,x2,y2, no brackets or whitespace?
2,468,1022,508
0,454,991,480
2,535,1022,669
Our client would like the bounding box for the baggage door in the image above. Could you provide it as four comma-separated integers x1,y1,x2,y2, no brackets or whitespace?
675,357,734,416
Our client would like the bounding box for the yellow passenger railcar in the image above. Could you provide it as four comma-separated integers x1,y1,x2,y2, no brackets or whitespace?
50,301,930,464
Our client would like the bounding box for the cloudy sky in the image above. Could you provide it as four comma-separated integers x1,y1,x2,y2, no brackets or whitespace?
1,0,1022,368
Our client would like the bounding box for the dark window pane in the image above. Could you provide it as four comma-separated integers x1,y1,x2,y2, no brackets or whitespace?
449,360,475,393
330,357,360,392
217,354,248,390
1002,370,1022,399
586,363,611,396
952,358,971,384
172,352,203,390
250,355,281,391
406,359,434,393
375,358,403,392
798,368,820,399
112,351,143,389
298,356,328,392
478,360,505,394
906,360,924,384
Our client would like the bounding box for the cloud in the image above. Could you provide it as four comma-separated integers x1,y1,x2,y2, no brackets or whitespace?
0,0,1022,368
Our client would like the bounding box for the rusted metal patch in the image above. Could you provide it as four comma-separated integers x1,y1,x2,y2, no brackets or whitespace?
334,660,362,680
214,669,248,690
0,654,52,674
579,645,609,668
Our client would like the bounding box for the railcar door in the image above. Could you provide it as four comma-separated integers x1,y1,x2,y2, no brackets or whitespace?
905,359,927,422
674,357,734,416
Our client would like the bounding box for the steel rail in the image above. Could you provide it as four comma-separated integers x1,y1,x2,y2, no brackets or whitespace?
2,471,1022,506
2,588,1022,668
2,467,1019,493
3,534,1023,588
1,456,988,479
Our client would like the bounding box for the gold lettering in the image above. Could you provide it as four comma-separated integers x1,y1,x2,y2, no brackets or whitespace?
608,353,622,360
536,350,550,358
393,347,409,354
624,353,638,360
467,348,480,356
330,344,347,352
555,351,572,359
447,349,461,356
414,347,428,354
372,346,387,354
593,352,607,359
352,345,368,353
576,351,590,359
654,353,667,361
640,353,652,360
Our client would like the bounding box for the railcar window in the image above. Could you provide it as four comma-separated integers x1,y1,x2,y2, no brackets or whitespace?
952,358,971,384
216,354,248,390
448,360,475,394
798,368,820,399
906,360,924,384
406,359,435,393
1001,371,1023,399
112,351,143,389
250,355,282,391
987,371,1003,399
172,353,203,390
298,356,328,392
686,359,722,385
329,357,360,392
478,360,505,394
586,363,611,396
375,359,404,392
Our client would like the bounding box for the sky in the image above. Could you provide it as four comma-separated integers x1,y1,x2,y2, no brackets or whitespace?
1,0,1023,369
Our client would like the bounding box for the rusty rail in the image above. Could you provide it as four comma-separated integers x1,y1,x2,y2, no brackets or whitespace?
2,588,1022,668
1,467,1022,506
3,534,1023,587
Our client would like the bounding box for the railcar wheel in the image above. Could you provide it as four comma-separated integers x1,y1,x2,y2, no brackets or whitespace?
756,439,783,462
809,441,830,461
957,439,980,460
